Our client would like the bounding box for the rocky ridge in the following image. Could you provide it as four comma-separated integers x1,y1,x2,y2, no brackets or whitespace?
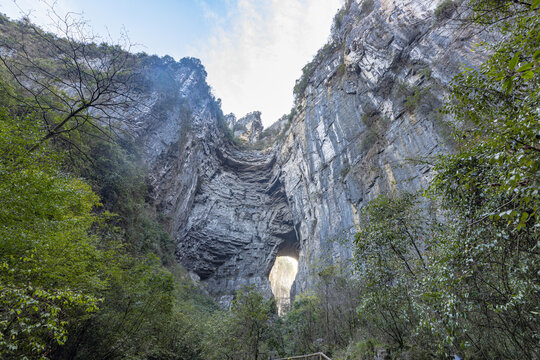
231,111,264,143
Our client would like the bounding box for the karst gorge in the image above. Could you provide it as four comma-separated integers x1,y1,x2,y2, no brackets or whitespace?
0,0,538,359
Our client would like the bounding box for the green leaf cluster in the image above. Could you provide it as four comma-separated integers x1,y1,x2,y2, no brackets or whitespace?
349,1,540,358
201,286,277,360
0,19,216,358
0,107,109,359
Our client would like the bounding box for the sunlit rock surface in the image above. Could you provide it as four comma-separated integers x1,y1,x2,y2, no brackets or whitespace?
232,111,264,143
276,0,488,294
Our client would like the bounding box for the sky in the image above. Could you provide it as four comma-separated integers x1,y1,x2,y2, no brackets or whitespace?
0,0,343,126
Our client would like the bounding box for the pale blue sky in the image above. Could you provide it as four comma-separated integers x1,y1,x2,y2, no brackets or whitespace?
1,0,343,125
1,0,230,57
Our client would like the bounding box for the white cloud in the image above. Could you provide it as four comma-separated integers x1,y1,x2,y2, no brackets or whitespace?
2,0,344,127
196,0,344,126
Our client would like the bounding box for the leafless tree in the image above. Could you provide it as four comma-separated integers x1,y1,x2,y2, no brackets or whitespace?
0,2,140,151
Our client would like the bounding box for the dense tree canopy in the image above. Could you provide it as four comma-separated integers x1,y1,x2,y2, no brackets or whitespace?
0,14,216,360
350,0,540,358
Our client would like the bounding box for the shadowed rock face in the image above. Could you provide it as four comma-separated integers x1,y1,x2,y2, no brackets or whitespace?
133,0,487,303
177,146,297,300
130,58,298,303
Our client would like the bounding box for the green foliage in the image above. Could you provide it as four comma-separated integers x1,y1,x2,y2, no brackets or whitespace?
314,264,361,353
333,9,347,29
200,267,363,359
258,126,279,140
361,109,390,133
202,286,276,360
233,122,248,133
62,125,176,264
360,109,391,153
281,263,362,357
1,2,538,359
440,0,539,227
333,0,353,29
0,257,101,359
294,42,339,99
334,338,384,360
201,310,237,360
0,102,197,360
354,193,433,350
433,111,456,147
422,3,540,357
337,61,346,77
283,293,321,354
0,109,110,359
231,287,276,360
0,18,217,359
434,0,457,21
404,85,433,112
350,2,540,358
0,14,136,150
360,130,378,153
218,113,249,148
418,66,432,79
340,165,351,178
254,119,291,149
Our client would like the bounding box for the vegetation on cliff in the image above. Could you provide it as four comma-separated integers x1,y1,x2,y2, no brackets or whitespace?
0,0,538,359
348,0,540,358
0,14,216,360
215,1,540,359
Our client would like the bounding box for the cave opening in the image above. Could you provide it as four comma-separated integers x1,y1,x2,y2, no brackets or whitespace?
269,228,300,316
269,256,298,316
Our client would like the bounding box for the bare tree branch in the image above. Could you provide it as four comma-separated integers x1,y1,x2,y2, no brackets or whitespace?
0,2,143,153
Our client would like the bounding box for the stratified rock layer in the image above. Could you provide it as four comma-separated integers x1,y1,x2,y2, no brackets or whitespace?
135,0,487,303
276,0,488,294
131,58,297,304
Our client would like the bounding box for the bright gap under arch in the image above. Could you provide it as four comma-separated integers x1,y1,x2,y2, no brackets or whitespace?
269,256,298,316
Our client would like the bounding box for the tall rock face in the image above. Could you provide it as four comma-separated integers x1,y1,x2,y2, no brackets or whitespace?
131,56,296,303
135,0,486,303
276,0,487,294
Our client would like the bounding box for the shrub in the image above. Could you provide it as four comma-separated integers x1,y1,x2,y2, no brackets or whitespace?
361,0,375,14
362,108,391,136
258,127,278,140
418,66,432,79
334,8,347,29
404,86,433,112
337,61,346,77
433,110,456,147
294,42,339,99
434,0,457,21
340,165,351,178
233,123,247,133
361,130,378,153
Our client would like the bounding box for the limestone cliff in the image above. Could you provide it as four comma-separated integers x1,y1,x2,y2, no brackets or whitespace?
276,0,488,294
130,56,297,303
231,111,264,143
135,0,486,304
